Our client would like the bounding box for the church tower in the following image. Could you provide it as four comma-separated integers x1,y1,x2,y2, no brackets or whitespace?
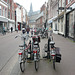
30,3,33,13
28,3,33,16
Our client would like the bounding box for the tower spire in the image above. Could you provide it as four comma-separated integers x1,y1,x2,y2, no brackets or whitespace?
30,3,33,13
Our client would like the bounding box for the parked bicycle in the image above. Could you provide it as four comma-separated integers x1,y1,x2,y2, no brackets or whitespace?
49,41,56,69
31,30,41,71
15,28,31,72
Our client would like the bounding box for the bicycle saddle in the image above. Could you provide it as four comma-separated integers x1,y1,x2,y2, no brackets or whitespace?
49,41,55,45
19,44,24,47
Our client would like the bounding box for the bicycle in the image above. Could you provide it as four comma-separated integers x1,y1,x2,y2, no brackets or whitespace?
49,41,56,69
15,34,31,72
31,31,41,71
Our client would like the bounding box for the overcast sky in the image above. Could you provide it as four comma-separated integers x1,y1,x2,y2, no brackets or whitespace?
14,0,48,12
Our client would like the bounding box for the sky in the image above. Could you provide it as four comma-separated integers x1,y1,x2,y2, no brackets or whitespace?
14,0,48,12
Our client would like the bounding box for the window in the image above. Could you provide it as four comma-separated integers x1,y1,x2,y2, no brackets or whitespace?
55,24,57,31
0,6,1,15
8,11,10,18
69,11,74,38
5,9,7,17
3,7,5,16
68,0,70,4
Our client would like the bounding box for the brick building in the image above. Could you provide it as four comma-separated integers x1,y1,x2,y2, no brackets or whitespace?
7,0,15,32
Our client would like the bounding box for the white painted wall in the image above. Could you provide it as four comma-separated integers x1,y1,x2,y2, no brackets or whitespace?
16,7,21,23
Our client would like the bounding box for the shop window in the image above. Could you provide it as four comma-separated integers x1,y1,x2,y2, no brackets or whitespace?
69,11,74,38
8,11,10,19
5,9,7,17
55,24,57,31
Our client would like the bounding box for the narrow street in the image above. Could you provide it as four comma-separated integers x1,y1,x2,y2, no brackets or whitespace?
0,32,75,75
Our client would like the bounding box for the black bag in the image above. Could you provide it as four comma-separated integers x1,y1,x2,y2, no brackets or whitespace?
56,54,61,63
55,47,61,63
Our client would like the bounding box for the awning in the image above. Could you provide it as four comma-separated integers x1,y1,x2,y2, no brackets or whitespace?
8,19,15,23
0,16,8,22
48,16,57,24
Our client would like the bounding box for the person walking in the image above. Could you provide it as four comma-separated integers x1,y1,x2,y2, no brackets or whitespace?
11,27,13,33
26,26,30,34
3,26,6,35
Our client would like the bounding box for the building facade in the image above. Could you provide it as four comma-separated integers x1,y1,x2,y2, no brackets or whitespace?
0,0,8,34
36,12,44,28
65,0,75,39
14,3,27,30
8,0,15,32
47,0,75,41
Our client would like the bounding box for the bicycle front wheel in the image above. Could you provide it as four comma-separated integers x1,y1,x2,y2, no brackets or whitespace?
35,61,39,71
20,62,25,72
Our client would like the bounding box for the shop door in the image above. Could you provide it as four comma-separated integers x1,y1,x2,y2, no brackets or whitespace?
66,14,69,37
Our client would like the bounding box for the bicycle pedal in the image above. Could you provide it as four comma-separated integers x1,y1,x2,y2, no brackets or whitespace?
27,60,32,63
27,57,31,59
45,51,47,52
43,56,47,58
28,52,31,54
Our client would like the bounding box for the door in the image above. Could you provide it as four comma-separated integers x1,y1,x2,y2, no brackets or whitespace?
66,14,69,37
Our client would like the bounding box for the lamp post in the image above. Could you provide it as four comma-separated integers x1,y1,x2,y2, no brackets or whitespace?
64,0,66,37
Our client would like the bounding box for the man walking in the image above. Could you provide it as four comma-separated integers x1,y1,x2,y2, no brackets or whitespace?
11,27,13,33
26,26,30,34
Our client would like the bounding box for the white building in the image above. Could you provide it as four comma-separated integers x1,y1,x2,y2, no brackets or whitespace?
0,0,8,34
15,3,22,30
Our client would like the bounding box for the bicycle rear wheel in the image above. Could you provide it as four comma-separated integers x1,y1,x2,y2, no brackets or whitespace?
53,59,55,69
20,61,25,72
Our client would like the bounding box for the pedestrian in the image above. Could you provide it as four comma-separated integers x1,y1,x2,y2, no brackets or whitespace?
3,26,6,35
11,27,13,33
26,26,30,34
49,26,52,36
5,27,7,34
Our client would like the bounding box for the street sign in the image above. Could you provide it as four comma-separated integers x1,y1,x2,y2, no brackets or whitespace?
59,7,64,10
67,7,72,10
59,7,72,10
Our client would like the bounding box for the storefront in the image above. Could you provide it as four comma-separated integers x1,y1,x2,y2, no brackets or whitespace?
66,9,75,39
8,19,15,32
52,16,59,34
58,11,64,35
0,16,8,34
18,22,21,30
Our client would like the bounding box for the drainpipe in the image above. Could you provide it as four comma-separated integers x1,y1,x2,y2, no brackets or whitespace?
58,0,59,34
64,0,66,37
74,9,75,42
